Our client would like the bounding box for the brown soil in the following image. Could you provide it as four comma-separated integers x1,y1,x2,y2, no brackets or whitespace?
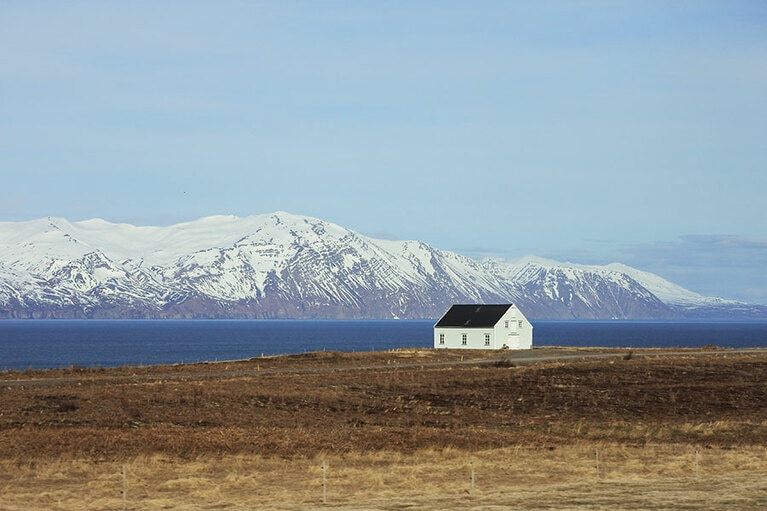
1,348,765,460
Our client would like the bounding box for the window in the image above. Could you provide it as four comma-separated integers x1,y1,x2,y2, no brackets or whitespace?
504,320,509,329
484,334,491,346
439,333,445,345
461,333,467,345
518,320,523,328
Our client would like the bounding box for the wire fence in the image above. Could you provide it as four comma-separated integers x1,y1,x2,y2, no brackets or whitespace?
1,444,765,510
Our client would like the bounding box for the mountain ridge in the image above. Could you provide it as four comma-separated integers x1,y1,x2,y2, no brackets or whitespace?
1,212,764,320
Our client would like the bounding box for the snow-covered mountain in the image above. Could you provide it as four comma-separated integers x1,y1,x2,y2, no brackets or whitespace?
0,212,762,319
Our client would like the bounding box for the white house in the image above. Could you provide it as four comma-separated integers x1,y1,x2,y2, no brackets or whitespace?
434,304,533,350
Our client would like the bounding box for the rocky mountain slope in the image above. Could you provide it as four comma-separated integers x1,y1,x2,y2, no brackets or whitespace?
0,212,762,319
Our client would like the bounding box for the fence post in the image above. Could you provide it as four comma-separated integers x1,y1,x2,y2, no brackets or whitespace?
595,448,600,481
322,459,327,504
470,456,475,495
695,449,700,479
121,464,128,511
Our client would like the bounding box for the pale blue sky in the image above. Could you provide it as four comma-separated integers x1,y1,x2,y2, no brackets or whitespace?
1,1,766,303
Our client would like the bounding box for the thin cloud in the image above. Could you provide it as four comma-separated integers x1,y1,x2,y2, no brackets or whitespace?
679,235,767,250
618,236,767,304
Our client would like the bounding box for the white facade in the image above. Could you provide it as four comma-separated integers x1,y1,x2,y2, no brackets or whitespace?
434,304,533,350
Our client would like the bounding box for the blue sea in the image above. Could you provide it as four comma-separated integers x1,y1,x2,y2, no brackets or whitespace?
0,319,765,371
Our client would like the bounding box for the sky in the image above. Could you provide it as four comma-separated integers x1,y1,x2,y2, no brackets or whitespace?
1,1,766,304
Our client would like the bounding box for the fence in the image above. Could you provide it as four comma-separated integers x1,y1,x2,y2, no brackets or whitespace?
1,444,765,510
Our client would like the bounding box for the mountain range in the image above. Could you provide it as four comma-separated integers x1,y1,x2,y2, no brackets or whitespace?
0,212,763,320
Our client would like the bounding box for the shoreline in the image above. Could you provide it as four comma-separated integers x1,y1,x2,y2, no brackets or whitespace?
2,345,765,382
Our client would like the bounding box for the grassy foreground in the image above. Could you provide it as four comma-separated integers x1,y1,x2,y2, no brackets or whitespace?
0,348,765,509
1,445,765,510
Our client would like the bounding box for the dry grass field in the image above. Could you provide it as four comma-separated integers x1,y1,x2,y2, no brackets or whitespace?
1,347,765,509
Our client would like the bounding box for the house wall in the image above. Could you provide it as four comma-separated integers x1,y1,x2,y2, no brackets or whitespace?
493,305,533,350
433,305,533,350
434,327,495,349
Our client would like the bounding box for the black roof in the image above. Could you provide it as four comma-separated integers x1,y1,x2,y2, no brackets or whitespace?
434,304,513,328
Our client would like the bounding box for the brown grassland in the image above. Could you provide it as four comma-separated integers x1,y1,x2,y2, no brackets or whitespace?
0,347,765,510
